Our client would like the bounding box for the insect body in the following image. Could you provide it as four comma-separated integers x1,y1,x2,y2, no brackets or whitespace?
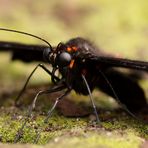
0,32,147,112
48,38,102,95
43,37,148,112
0,28,147,143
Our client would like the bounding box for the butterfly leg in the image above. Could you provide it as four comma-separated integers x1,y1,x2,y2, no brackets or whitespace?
15,63,59,106
34,89,71,143
14,83,65,143
81,74,101,124
98,70,141,121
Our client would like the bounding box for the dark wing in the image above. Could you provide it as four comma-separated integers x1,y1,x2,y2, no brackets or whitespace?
94,56,148,112
0,41,49,62
92,55,148,71
97,68,147,112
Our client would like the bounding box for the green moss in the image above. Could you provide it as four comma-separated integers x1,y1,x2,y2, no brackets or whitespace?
0,107,147,148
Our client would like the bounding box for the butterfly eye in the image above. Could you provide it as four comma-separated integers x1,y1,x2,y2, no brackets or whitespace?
43,47,52,62
56,52,72,67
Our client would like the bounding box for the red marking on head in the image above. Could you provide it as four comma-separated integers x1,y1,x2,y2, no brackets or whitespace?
69,60,75,68
67,47,72,52
67,46,78,52
72,46,78,51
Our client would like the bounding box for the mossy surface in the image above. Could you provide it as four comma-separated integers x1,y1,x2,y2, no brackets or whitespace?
0,100,147,148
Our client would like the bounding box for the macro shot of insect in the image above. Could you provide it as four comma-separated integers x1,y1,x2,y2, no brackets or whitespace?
0,28,147,144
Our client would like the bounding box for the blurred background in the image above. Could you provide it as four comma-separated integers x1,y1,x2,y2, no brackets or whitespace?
0,0,148,58
0,0,147,101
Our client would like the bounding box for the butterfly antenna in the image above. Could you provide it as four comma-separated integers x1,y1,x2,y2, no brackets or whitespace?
0,28,52,49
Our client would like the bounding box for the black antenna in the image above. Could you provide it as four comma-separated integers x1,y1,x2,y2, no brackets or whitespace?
0,28,52,49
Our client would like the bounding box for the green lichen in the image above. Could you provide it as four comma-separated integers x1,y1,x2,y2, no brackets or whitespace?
0,106,147,148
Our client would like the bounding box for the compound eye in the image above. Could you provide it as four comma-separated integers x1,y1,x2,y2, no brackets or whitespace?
57,52,72,67
43,47,52,62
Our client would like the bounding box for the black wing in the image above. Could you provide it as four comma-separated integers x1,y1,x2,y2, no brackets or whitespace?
92,55,148,71
91,55,148,112
0,41,48,62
